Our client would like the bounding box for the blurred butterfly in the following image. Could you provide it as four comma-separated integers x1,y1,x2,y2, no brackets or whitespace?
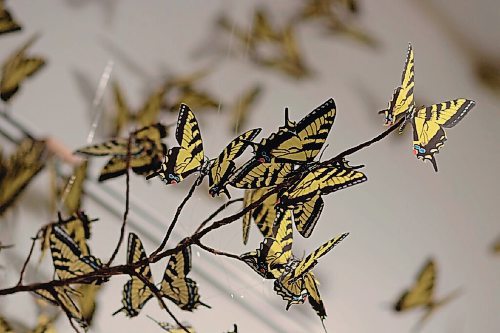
111,80,168,136
299,0,359,19
231,84,262,134
241,189,278,244
0,0,22,35
113,233,155,317
230,159,293,190
380,44,476,171
160,242,210,311
30,314,57,333
393,258,461,331
278,159,366,237
0,34,46,102
49,224,105,283
76,122,169,181
492,237,500,254
40,211,97,261
75,283,100,326
247,98,336,164
50,160,88,215
208,128,261,198
0,137,47,216
0,316,13,333
34,286,88,330
147,316,196,333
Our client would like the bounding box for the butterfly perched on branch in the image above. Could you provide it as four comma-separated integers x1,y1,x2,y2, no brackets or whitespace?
76,123,169,181
380,44,476,171
0,0,22,35
0,34,46,102
0,137,47,216
393,258,461,331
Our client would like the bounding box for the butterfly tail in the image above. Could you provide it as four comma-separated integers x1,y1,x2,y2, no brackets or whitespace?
145,170,159,180
429,156,439,172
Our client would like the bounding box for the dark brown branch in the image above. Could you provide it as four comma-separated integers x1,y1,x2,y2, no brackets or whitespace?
106,134,133,266
195,241,242,261
194,198,243,234
151,179,199,257
16,234,39,285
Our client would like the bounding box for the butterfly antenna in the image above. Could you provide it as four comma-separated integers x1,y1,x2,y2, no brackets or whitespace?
200,301,212,309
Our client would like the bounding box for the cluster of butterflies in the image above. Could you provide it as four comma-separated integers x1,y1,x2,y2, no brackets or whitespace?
216,0,376,80
379,44,476,171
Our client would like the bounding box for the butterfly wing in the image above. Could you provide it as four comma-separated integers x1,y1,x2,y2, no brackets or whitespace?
231,85,262,133
76,139,142,156
1,35,45,102
209,128,261,197
0,316,14,333
62,161,88,214
230,159,293,189
382,44,414,125
394,259,436,311
242,189,278,244
290,232,349,280
412,99,476,172
303,272,327,321
49,225,103,280
0,2,21,36
112,81,131,135
161,244,208,311
136,86,167,128
294,98,336,161
292,195,324,238
114,233,154,317
0,138,46,216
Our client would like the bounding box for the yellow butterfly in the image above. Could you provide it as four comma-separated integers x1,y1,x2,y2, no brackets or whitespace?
51,160,88,215
248,98,336,164
230,159,293,189
0,316,13,333
381,44,476,171
30,314,57,333
76,123,169,181
40,211,96,261
0,34,46,102
0,0,22,36
49,224,104,283
34,286,87,330
278,159,367,237
241,209,294,279
208,128,261,198
231,84,262,134
160,243,210,311
241,189,277,244
113,233,155,317
0,137,47,216
393,259,461,331
111,80,168,136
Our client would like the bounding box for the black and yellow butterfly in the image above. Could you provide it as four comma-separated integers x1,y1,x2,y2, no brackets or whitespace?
40,211,96,261
148,104,259,192
231,84,262,134
147,316,196,333
241,189,277,244
160,243,210,311
34,286,87,330
111,80,168,136
278,159,367,237
273,233,348,327
0,0,21,36
113,233,155,317
393,259,461,331
381,44,475,171
147,104,204,184
241,209,294,279
30,313,58,333
208,128,261,198
49,224,104,283
0,34,46,102
51,160,88,215
0,137,47,216
230,159,293,189
76,122,169,181
247,98,336,164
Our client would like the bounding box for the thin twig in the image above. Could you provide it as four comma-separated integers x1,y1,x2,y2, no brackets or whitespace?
195,241,242,261
151,180,199,256
106,134,132,266
194,198,243,234
16,235,39,285
132,271,191,333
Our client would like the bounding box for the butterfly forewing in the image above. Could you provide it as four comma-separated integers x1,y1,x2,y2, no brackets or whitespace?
394,259,436,311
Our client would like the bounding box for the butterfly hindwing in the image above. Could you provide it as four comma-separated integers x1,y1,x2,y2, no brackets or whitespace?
230,159,293,189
